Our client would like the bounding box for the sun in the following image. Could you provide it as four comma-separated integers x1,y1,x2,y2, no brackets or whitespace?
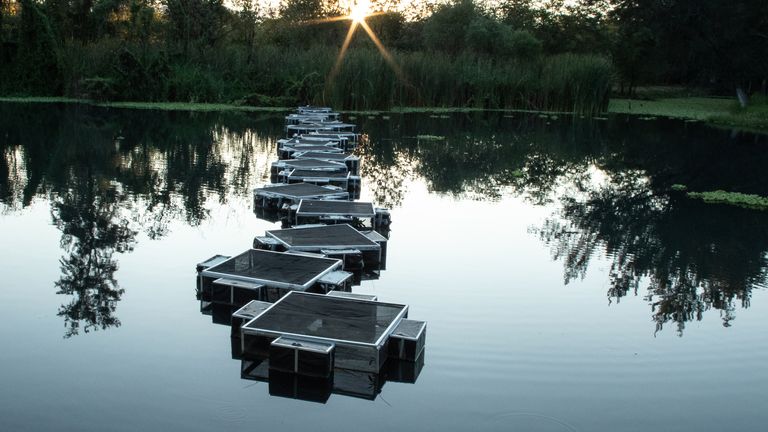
349,0,371,23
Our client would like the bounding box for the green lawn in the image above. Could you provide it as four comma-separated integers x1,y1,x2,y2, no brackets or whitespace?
609,96,768,131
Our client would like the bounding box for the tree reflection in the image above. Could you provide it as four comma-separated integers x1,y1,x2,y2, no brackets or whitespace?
1,103,767,336
537,167,768,335
360,112,768,334
52,179,136,338
0,103,280,337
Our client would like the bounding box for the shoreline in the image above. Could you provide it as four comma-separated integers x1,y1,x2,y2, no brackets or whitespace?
2,96,766,132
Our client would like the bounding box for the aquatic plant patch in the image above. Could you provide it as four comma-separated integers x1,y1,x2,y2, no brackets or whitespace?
687,190,768,211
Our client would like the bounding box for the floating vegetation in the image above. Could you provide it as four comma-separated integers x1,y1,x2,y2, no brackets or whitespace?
670,184,688,192
687,190,768,211
416,135,446,141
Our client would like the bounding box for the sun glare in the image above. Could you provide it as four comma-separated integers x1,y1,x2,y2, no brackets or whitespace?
349,0,371,23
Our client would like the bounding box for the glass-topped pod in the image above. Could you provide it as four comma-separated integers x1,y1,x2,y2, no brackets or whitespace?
277,143,345,160
254,224,386,272
278,134,348,148
196,249,354,306
292,151,360,175
285,110,341,124
277,168,361,198
269,159,348,183
286,120,355,133
292,199,391,234
253,182,350,217
277,136,342,148
305,131,360,147
238,292,427,374
285,123,335,135
297,105,335,113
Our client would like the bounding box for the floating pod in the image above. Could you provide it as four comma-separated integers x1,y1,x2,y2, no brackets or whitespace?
270,159,348,182
278,143,343,159
264,224,383,270
293,151,360,175
198,249,347,304
275,168,361,197
240,291,409,373
253,183,349,211
294,199,391,231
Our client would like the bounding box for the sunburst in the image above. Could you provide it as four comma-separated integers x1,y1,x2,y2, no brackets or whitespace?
317,1,408,99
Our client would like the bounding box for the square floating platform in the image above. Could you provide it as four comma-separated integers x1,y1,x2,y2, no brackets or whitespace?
293,151,360,175
282,169,361,196
264,224,383,271
295,199,376,228
306,132,359,143
253,183,349,209
278,145,344,160
241,291,408,372
297,199,375,219
272,159,348,172
201,249,342,292
267,224,380,252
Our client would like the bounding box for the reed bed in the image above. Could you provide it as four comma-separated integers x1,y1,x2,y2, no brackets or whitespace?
40,42,613,115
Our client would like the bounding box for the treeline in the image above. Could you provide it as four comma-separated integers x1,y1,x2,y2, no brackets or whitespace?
0,1,766,111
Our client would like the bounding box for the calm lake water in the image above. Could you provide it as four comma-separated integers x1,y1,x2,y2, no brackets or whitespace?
1,103,767,431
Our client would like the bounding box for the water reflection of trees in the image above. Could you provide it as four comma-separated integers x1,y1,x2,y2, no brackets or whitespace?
538,168,768,334
52,179,136,338
2,104,768,335
0,104,281,337
361,113,768,334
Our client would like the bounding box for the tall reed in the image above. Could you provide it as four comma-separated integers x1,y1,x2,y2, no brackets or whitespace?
53,41,613,115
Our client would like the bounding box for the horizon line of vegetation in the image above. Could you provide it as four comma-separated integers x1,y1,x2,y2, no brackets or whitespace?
1,0,765,116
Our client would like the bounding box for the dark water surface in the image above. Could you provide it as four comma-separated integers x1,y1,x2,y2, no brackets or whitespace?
1,103,767,431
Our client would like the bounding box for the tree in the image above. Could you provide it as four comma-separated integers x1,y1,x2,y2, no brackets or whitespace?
164,0,226,56
608,0,768,94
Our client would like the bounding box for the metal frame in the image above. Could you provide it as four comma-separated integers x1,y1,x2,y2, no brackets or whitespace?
253,184,349,202
266,224,381,252
296,199,375,219
201,249,342,291
272,159,348,171
241,291,408,349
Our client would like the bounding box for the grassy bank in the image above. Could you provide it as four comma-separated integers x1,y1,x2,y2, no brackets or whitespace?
609,96,768,131
3,95,767,134
0,97,292,113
